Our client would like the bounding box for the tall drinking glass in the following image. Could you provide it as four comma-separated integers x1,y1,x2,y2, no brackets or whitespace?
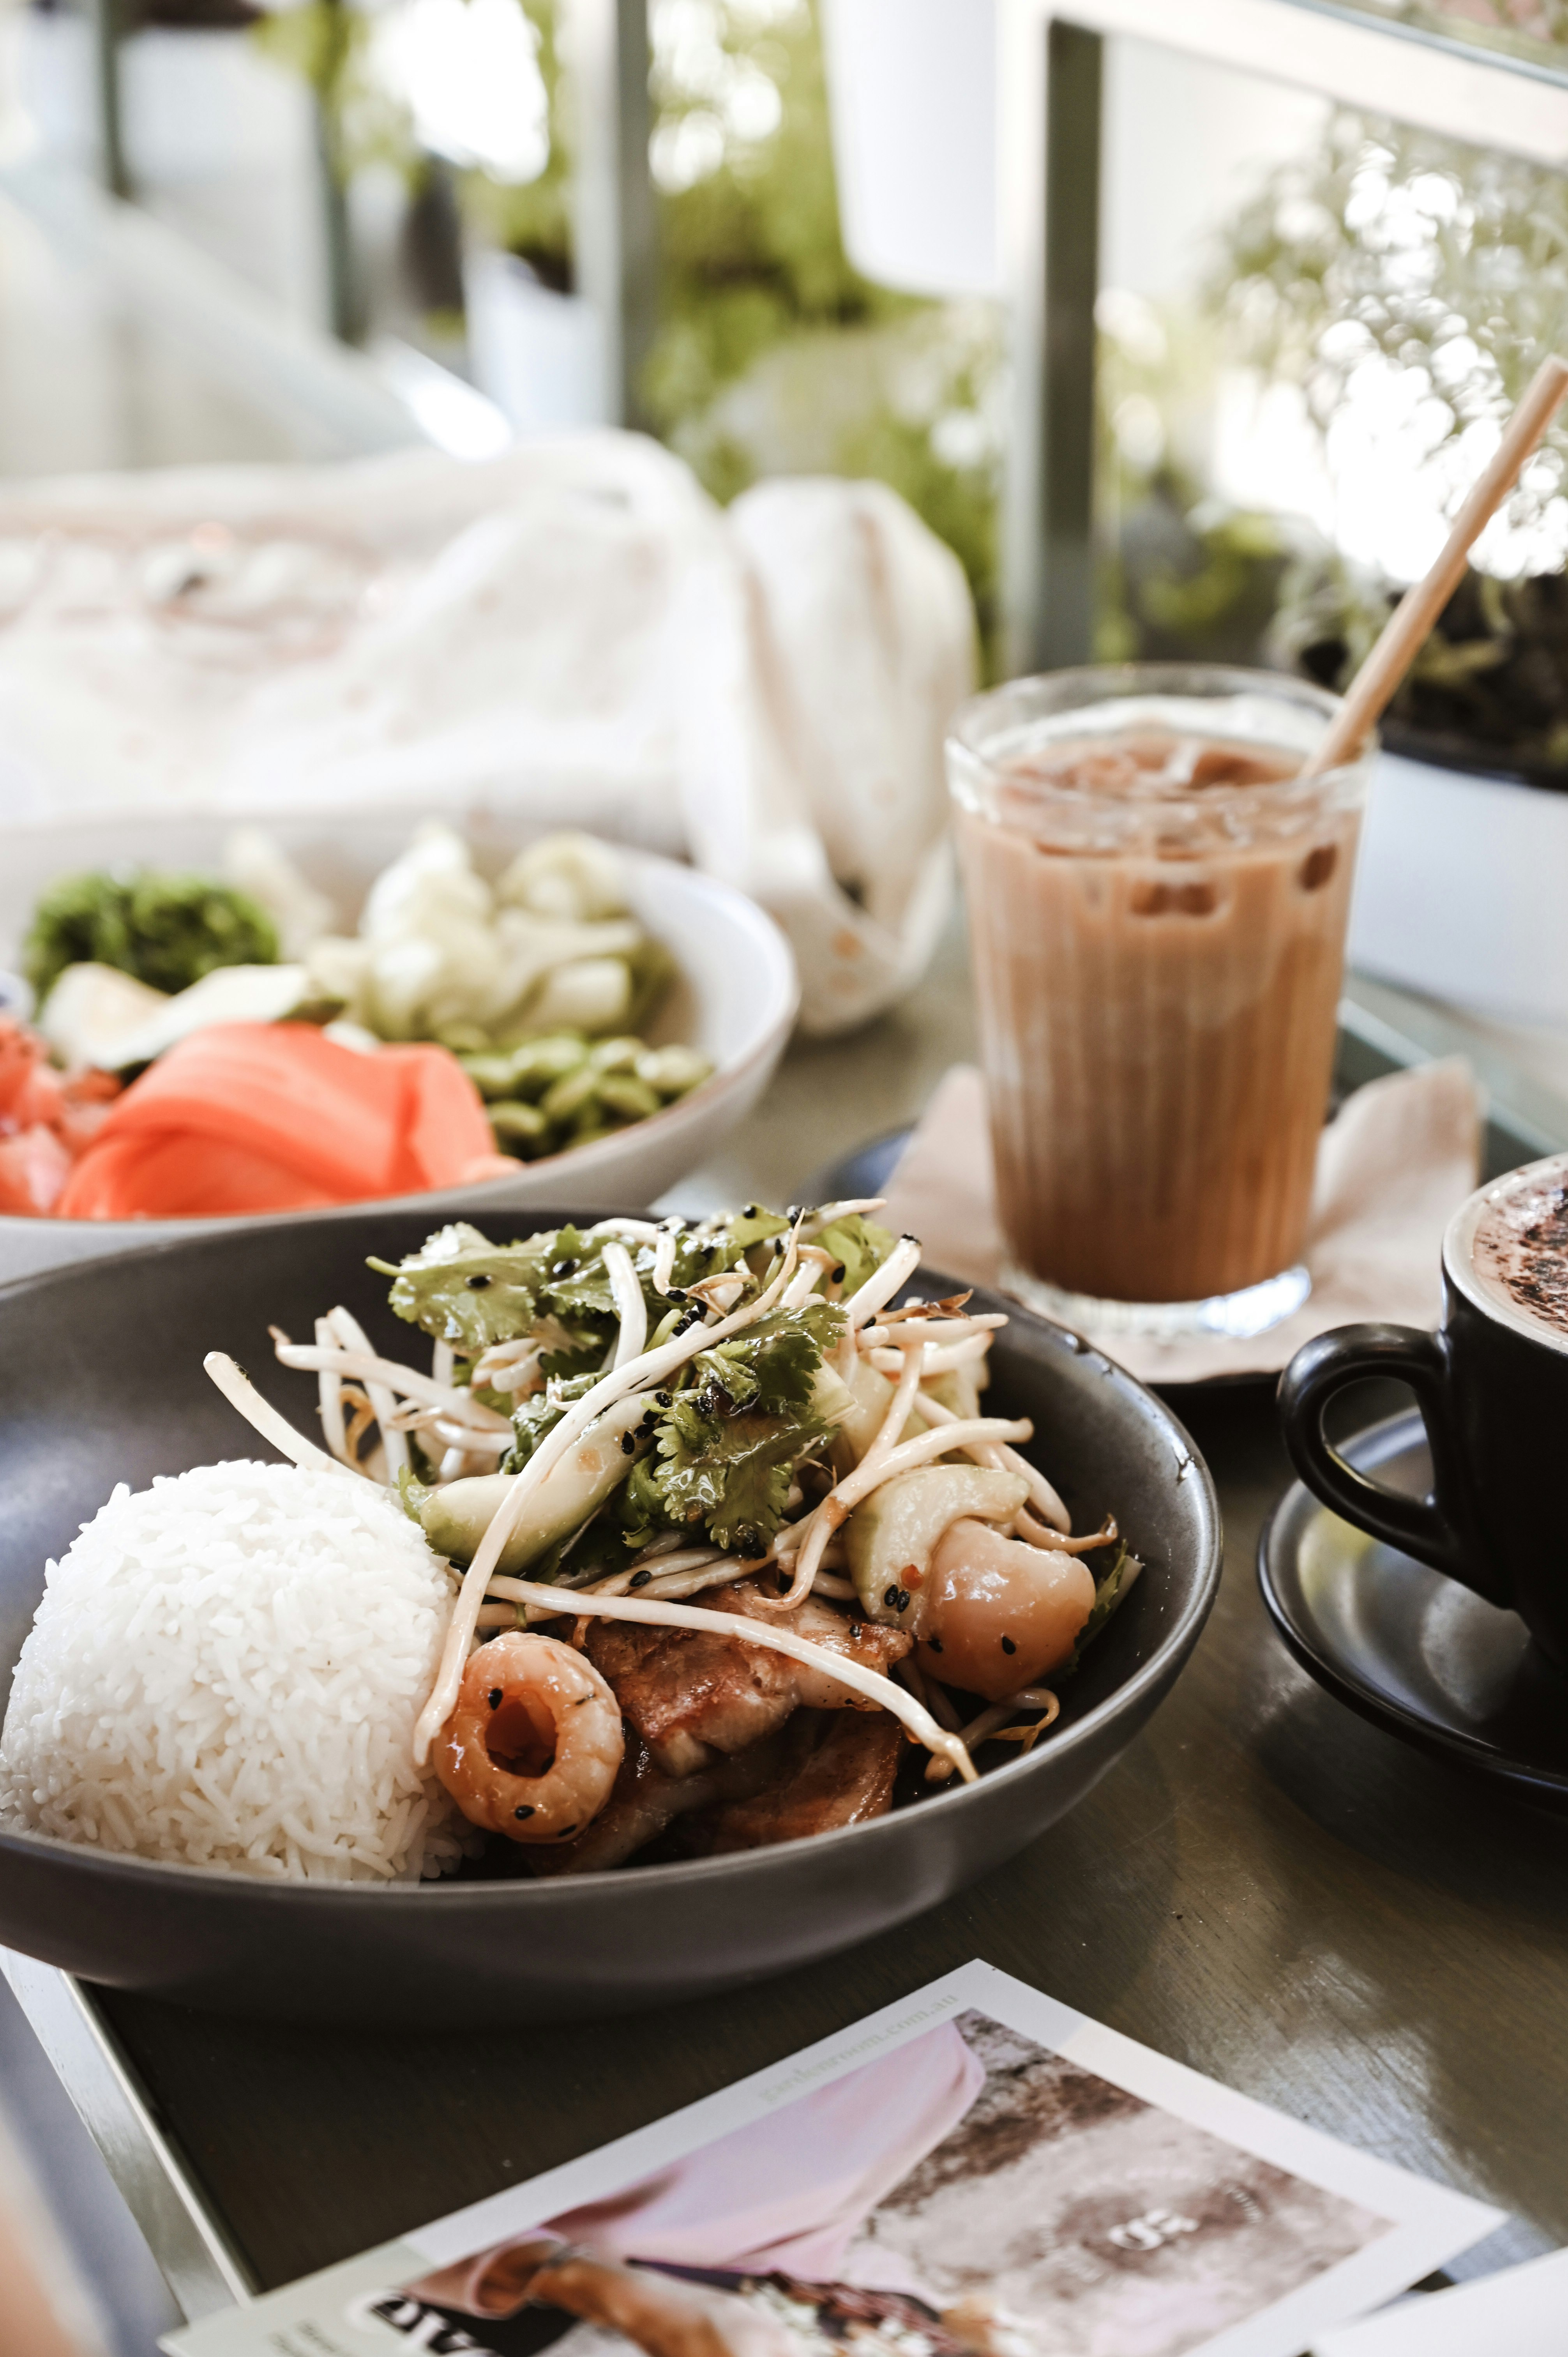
946,665,1375,1339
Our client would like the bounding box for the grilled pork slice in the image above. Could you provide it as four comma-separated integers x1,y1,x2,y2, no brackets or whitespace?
586,1583,912,1777
695,1710,904,1852
530,1730,788,1876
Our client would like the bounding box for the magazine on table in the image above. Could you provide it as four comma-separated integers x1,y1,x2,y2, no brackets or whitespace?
162,1960,1503,2357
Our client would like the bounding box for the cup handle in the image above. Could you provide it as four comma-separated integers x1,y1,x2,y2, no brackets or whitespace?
1277,1323,1499,1603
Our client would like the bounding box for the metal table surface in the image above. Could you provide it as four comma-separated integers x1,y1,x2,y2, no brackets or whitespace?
5,940,1568,2329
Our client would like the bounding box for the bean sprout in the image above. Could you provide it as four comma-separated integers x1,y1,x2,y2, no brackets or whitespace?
324,1307,411,1481
583,1545,727,1596
651,1225,680,1297
925,1687,1060,1784
782,1246,839,1309
866,1332,994,1377
841,1234,922,1336
314,1317,353,1471
475,1579,975,1782
798,1198,886,1237
603,1240,647,1369
412,1221,807,1763
758,1346,928,1613
269,1336,508,1431
911,1390,1069,1532
204,1353,348,1477
811,1570,856,1601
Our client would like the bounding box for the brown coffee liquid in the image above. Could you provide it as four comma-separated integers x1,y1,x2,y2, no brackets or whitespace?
958,728,1360,1304
1470,1175,1568,1341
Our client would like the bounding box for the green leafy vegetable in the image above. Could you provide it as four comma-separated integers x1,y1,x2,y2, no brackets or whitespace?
689,1300,844,1417
378,1211,793,1364
813,1213,897,1301
506,1372,597,1472
639,1395,832,1558
372,1223,555,1354
23,869,279,1002
1060,1543,1142,1678
620,1300,844,1555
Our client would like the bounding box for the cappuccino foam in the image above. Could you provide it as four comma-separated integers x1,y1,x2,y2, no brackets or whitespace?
1469,1172,1568,1342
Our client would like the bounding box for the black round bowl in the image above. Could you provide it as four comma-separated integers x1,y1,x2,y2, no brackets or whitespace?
0,1207,1221,2022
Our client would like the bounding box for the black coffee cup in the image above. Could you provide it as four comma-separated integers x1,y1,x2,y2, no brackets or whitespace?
1277,1153,1568,1673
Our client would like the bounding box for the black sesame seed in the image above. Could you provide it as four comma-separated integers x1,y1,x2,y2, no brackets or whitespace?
832,1263,846,1283
1001,1635,1017,1655
656,1391,673,1407
927,1634,943,1654
514,1804,535,1820
849,1621,863,1641
894,1587,911,1614
667,1286,687,1300
639,1411,657,1433
551,1256,578,1277
743,1204,761,1219
629,1569,652,1590
466,1272,492,1290
488,1687,503,1709
620,1432,636,1455
883,1584,902,1609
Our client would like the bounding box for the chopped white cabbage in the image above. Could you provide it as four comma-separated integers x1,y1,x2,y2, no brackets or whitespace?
41,960,312,1070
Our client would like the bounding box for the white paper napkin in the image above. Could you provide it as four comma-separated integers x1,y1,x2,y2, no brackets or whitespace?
880,1057,1482,1384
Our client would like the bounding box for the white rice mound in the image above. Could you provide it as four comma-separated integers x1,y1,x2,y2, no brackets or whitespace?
0,1460,472,1884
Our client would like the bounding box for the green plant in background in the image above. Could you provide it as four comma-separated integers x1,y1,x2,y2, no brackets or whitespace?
1218,110,1568,490
1210,103,1568,770
287,0,1003,660
1095,75,1568,763
1093,288,1294,665
515,0,1003,652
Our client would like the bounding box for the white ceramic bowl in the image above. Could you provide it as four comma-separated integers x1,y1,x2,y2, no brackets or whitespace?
0,812,798,1284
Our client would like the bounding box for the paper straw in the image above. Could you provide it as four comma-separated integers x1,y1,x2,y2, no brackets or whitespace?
1304,353,1568,779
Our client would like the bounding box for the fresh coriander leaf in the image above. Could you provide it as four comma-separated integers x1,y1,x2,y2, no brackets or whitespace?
617,1453,673,1553
374,1222,558,1353
690,1300,844,1417
536,1225,620,1325
649,1394,831,1557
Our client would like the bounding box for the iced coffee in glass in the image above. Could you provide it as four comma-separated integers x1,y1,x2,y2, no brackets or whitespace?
946,665,1375,1338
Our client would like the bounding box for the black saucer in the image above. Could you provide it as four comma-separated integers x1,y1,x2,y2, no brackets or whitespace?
1259,1412,1568,1807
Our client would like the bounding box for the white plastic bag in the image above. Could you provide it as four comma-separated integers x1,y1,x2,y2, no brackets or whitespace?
0,433,975,1033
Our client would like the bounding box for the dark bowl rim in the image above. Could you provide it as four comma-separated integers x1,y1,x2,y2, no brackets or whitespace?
0,1217,1224,1905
